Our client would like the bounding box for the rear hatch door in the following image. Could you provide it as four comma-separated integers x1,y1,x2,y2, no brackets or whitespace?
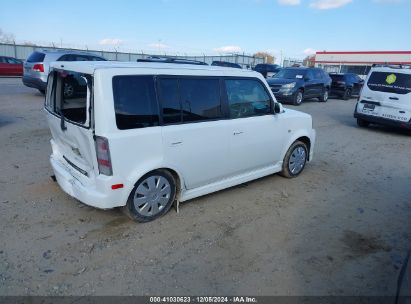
361,70,411,122
24,51,45,77
45,69,96,178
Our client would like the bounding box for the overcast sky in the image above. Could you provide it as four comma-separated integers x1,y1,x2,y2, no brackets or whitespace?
1,0,410,61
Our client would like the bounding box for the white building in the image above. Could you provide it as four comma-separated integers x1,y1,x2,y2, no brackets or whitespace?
314,51,411,76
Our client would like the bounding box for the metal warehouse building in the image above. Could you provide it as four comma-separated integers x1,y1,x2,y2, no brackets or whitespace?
314,51,411,76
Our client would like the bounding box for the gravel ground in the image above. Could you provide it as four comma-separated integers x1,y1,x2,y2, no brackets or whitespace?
0,77,410,296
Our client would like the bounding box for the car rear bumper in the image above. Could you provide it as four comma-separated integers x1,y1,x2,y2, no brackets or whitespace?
22,75,47,90
354,112,411,130
49,139,127,209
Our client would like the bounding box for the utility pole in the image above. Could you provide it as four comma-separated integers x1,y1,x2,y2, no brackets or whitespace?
280,50,283,67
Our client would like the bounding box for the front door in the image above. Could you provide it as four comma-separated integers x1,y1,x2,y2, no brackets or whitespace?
223,78,287,176
158,77,230,190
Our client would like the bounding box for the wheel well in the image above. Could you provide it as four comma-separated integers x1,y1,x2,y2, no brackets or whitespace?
297,136,311,160
158,168,182,200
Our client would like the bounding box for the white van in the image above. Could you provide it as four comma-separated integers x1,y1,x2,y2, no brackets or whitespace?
45,61,316,222
354,65,411,129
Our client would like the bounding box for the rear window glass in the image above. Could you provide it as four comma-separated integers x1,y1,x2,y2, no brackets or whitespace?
27,52,45,63
330,74,344,81
158,78,181,124
112,76,159,130
367,72,411,95
179,78,222,122
47,71,91,126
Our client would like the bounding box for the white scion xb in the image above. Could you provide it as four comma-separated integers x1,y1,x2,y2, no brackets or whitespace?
45,61,316,222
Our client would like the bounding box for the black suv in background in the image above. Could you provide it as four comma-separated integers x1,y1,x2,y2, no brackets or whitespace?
329,73,364,100
253,64,281,78
267,67,332,105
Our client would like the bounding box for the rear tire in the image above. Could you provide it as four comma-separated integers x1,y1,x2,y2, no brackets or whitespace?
280,141,308,178
342,88,352,100
123,170,176,222
357,118,370,128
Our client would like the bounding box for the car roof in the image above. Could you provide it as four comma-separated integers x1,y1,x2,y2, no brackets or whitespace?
49,61,259,76
256,63,278,66
283,67,316,70
33,49,104,57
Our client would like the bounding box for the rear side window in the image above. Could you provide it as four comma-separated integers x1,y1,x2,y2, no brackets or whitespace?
88,56,106,61
225,79,271,119
158,78,181,124
330,74,344,81
158,77,222,124
112,76,159,130
179,79,222,122
313,69,323,79
27,52,45,63
367,72,411,95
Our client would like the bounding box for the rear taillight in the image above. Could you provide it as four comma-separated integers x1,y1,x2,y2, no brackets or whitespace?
95,136,112,176
33,63,44,72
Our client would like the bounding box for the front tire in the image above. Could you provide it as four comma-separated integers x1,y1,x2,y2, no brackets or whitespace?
293,90,304,106
280,141,308,178
319,88,329,102
123,170,176,222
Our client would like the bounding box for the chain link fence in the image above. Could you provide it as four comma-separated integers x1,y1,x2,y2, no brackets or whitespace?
0,43,264,68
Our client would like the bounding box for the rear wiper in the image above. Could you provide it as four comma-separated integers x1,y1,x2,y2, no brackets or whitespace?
60,110,67,131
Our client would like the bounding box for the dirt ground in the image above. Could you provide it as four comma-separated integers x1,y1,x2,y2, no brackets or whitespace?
0,77,410,296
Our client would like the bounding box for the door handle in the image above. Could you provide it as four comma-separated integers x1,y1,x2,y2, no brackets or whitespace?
389,97,399,100
233,131,244,136
170,141,183,146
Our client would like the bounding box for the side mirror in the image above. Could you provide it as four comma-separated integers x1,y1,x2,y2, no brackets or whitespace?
274,102,283,114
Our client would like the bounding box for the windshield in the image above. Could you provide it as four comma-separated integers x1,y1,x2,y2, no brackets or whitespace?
274,69,306,79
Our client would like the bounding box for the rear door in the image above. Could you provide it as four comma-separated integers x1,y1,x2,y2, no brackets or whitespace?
5,57,23,76
304,70,317,97
158,77,230,190
45,70,97,177
361,70,411,122
0,57,9,75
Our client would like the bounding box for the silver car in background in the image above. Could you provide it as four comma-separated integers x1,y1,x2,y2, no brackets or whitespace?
22,50,107,94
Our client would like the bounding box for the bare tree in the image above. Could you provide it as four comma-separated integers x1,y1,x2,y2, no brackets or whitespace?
0,28,15,43
253,52,276,64
22,41,37,46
